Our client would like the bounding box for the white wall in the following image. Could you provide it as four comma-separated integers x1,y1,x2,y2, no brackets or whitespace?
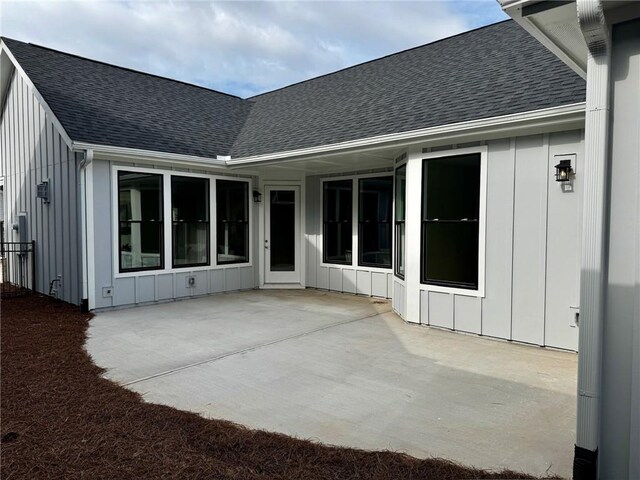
317,131,583,351
0,69,81,304
411,132,584,350
599,18,640,479
89,159,258,309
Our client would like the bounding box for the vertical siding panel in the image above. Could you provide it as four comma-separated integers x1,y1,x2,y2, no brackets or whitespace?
40,108,50,294
35,104,45,291
305,175,319,288
54,126,63,296
454,295,481,334
61,145,71,303
428,291,453,329
46,118,55,293
69,152,79,303
28,85,36,249
544,130,582,350
19,75,26,214
482,138,515,338
511,135,547,345
92,160,114,309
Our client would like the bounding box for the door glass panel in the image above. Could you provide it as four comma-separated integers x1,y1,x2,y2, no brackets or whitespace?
270,190,295,272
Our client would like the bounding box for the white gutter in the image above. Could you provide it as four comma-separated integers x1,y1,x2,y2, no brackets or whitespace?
574,0,610,476
226,103,585,167
72,142,227,169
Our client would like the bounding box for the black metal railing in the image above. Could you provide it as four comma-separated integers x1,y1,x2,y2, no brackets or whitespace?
0,241,36,297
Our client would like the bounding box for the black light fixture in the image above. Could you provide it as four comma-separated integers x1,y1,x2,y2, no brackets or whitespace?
252,189,262,203
554,159,573,182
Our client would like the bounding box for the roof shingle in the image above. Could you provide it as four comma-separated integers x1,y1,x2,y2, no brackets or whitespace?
2,20,586,160
231,21,585,158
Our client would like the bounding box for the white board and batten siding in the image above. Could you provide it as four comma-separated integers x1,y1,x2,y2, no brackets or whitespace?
89,160,258,309
417,131,583,351
0,69,81,305
305,174,395,300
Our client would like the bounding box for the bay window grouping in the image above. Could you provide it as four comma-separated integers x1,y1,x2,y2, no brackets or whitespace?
117,169,250,273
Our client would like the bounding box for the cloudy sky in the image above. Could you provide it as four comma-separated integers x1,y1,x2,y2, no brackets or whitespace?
1,1,507,98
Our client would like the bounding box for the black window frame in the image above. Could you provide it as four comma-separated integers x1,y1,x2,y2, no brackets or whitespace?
394,164,406,279
171,175,210,269
358,176,393,269
117,170,164,274
322,179,353,266
216,179,250,265
420,153,481,290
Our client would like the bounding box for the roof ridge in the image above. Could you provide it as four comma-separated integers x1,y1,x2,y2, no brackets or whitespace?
0,36,246,101
248,19,513,99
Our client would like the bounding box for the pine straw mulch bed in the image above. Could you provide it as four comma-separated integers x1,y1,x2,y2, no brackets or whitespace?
1,294,558,479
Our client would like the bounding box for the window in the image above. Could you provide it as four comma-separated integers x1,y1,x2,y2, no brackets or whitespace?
216,180,249,264
394,165,406,278
421,153,481,289
323,180,353,265
171,176,209,267
118,171,163,272
358,177,392,268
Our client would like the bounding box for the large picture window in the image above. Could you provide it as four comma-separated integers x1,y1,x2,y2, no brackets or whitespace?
172,176,209,267
118,171,163,272
394,165,406,278
323,180,353,265
421,153,481,289
216,180,249,264
358,176,392,268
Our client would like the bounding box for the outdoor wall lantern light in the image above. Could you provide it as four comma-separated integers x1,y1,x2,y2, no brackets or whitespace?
554,159,573,182
252,189,262,203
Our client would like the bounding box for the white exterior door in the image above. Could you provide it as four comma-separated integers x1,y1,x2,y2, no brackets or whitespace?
264,185,301,284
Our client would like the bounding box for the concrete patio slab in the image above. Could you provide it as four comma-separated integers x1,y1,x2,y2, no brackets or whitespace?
88,289,577,478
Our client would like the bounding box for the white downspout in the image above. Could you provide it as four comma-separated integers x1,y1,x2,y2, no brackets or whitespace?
574,0,610,478
78,149,93,311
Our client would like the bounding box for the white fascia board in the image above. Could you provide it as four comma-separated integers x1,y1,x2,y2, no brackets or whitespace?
226,102,585,168
0,40,74,149
72,142,227,169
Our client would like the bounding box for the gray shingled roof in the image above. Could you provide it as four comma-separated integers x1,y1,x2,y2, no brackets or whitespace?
2,20,585,160
2,37,252,159
230,20,585,158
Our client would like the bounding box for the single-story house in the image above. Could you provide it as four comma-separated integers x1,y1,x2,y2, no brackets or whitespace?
0,20,587,351
1,1,638,477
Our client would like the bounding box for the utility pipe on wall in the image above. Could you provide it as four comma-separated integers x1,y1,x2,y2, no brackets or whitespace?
574,0,610,478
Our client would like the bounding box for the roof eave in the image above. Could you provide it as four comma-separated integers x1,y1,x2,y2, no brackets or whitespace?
499,0,588,77
73,142,228,169
226,102,586,168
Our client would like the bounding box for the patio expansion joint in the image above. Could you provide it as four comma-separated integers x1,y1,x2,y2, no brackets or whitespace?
121,309,386,388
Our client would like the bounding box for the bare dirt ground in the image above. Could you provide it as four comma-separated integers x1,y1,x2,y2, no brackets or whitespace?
1,294,558,479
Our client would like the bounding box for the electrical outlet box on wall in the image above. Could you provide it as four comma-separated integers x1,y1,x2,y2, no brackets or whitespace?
186,276,196,288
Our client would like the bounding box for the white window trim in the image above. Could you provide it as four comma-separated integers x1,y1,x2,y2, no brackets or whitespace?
111,165,252,279
319,171,394,271
418,145,487,298
393,156,408,281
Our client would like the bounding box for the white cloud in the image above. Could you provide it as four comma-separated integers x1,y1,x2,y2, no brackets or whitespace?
0,0,507,97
